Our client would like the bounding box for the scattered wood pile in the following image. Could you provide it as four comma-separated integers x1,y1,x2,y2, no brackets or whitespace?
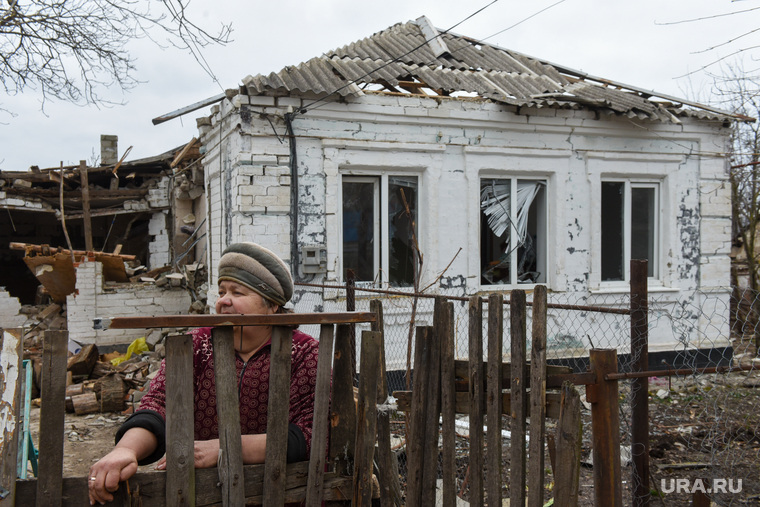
62,342,163,415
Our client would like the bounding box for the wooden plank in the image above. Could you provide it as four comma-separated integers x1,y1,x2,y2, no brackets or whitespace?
588,349,622,506
453,360,572,389
528,286,548,507
305,325,335,506
370,300,402,507
353,331,381,506
103,312,376,329
36,330,67,507
79,161,93,252
0,328,22,506
405,326,431,507
14,462,375,506
486,294,503,507
166,333,195,507
420,324,442,505
393,391,563,420
329,325,356,474
554,384,581,507
510,290,527,507
439,300,457,507
263,326,293,507
211,327,245,506
468,296,484,507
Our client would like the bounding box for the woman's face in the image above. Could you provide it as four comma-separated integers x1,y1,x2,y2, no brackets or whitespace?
216,280,274,315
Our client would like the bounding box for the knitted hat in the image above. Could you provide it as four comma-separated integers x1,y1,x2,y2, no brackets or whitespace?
218,243,293,306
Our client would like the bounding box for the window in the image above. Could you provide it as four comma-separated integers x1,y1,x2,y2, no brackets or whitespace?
601,181,659,282
480,178,546,285
341,175,418,286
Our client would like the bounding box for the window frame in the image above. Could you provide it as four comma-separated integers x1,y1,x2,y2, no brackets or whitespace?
600,179,660,285
479,176,548,288
339,172,420,287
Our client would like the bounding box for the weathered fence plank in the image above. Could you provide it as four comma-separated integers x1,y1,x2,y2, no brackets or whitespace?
36,330,67,507
528,286,547,507
305,324,335,506
330,325,356,475
510,290,527,507
486,294,503,507
371,299,402,507
554,383,581,507
394,391,564,419
588,349,622,506
0,328,22,506
263,326,293,507
14,461,363,506
438,299,457,507
212,326,245,507
166,333,195,507
353,330,381,506
406,326,432,507
468,295,484,507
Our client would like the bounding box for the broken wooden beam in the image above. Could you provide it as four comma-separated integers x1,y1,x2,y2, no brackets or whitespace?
10,242,136,261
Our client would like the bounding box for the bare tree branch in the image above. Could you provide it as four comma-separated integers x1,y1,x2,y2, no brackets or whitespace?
0,0,231,110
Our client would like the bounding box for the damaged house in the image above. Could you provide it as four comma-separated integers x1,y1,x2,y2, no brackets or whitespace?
178,17,740,369
0,136,207,345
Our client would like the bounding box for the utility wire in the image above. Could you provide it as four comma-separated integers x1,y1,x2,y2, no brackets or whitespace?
299,0,501,113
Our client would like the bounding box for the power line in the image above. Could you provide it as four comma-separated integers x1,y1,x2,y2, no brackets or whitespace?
299,0,500,113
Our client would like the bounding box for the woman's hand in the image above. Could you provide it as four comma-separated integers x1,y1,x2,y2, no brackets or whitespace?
88,447,139,505
155,439,221,470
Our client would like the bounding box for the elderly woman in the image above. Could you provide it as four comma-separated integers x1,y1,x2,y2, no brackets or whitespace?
88,243,319,505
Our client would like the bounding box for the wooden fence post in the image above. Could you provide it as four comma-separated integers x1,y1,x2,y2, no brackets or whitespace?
353,330,381,506
528,286,548,507
330,325,356,477
486,294,503,506
165,333,195,507
630,260,650,507
305,324,335,506
554,383,581,507
263,326,293,507
439,299,456,507
588,349,622,507
510,290,527,507
371,299,402,507
468,296,484,507
0,328,23,506
36,330,67,507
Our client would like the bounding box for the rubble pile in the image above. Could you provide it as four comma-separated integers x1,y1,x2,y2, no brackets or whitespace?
24,326,172,415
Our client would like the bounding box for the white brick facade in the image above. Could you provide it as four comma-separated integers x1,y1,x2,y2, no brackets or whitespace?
198,91,733,354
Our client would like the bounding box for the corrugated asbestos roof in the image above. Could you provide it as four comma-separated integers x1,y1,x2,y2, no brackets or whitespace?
240,17,742,123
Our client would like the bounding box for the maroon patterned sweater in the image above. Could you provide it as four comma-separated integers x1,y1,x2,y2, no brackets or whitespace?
117,327,320,464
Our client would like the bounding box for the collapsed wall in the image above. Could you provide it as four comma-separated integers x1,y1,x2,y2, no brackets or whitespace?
67,261,192,346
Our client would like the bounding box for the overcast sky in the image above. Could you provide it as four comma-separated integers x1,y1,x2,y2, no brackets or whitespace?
2,0,756,171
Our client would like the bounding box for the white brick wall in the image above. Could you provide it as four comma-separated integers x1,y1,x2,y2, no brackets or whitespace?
198,91,733,353
0,290,26,329
67,260,192,346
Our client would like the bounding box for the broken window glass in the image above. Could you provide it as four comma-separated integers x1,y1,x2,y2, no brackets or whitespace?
480,178,546,285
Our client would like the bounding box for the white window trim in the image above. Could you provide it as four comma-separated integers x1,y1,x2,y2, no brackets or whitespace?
339,172,422,288
600,179,661,287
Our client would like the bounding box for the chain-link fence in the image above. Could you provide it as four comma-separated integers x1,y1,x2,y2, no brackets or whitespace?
294,282,760,506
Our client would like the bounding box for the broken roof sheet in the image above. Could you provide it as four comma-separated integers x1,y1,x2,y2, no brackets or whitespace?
239,16,744,123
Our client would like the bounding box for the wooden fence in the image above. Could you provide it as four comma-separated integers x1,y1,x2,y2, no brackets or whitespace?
393,286,625,506
1,309,400,506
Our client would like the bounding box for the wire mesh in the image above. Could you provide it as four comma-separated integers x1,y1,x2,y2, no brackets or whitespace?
294,282,760,506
